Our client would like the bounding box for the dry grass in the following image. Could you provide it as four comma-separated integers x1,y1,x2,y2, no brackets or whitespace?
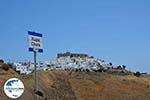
0,69,150,100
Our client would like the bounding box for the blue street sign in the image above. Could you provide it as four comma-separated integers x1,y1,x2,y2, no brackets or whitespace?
28,31,43,53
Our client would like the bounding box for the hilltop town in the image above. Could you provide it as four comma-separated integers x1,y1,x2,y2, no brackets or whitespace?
0,52,133,75
0,63,150,100
0,52,150,100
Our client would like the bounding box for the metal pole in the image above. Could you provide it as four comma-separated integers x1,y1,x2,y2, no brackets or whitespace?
34,50,38,100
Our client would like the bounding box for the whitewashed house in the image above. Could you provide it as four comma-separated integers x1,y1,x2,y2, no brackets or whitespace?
13,62,32,74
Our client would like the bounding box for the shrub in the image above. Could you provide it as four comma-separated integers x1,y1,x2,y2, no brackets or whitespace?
7,63,13,68
117,65,122,69
82,69,85,72
94,70,97,72
75,69,78,72
78,68,81,71
121,70,124,73
134,71,141,77
86,69,89,72
97,68,104,72
97,69,103,72
35,90,44,97
109,63,112,66
2,64,9,71
122,65,126,69
0,59,4,63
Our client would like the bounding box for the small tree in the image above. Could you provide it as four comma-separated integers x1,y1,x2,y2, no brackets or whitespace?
86,69,89,72
134,71,141,77
0,59,4,63
7,63,13,68
2,63,9,71
109,63,112,66
122,65,126,69
117,65,122,69
97,69,103,72
75,69,78,72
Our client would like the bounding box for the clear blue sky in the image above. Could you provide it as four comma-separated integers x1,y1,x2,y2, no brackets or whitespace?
0,0,150,73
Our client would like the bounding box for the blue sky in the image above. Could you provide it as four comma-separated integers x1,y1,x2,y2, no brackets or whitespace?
0,0,150,73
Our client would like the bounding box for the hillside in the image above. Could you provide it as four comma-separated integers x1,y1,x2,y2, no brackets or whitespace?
0,68,150,100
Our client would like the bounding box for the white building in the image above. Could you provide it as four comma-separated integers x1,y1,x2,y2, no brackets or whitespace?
13,62,32,74
12,56,116,74
13,61,50,74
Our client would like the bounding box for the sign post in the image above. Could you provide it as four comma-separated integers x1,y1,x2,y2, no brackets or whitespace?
34,50,38,100
28,31,43,100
